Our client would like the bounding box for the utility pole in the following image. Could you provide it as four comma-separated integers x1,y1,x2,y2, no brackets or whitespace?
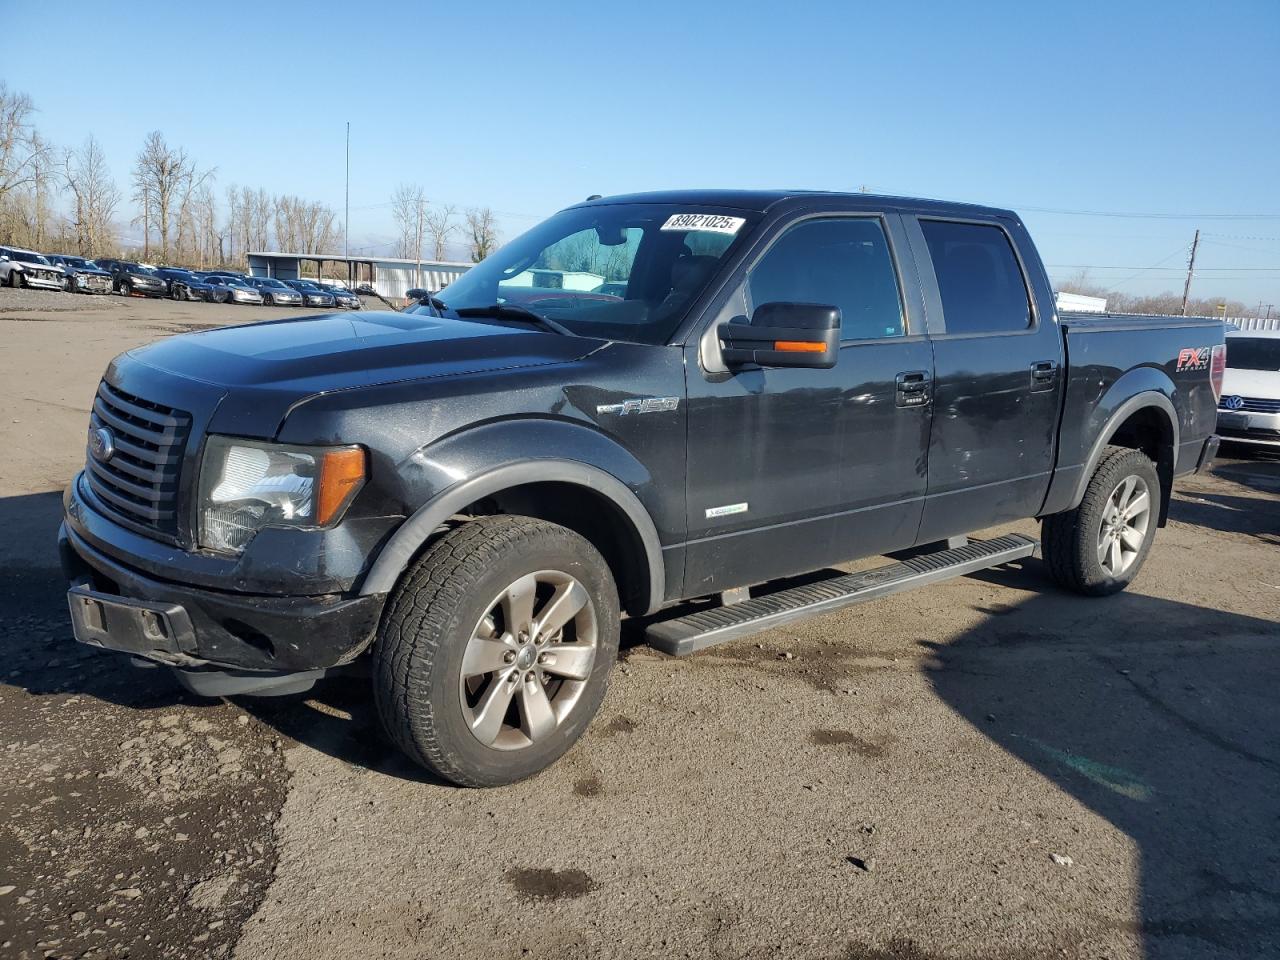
343,122,350,261
1180,229,1199,317
415,195,424,289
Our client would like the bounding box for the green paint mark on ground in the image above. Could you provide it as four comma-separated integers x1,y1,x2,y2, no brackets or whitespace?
1013,734,1153,802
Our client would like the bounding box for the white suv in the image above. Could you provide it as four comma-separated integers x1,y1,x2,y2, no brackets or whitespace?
1217,328,1280,449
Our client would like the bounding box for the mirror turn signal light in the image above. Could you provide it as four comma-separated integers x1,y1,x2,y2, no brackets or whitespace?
773,340,827,353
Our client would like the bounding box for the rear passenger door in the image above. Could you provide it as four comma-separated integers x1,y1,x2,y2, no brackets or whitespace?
905,215,1064,541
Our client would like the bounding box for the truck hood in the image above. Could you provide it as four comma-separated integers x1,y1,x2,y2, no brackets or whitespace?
124,310,604,437
1221,367,1280,399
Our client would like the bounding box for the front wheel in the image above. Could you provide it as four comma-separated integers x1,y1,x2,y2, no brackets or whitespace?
374,515,619,787
1042,445,1161,596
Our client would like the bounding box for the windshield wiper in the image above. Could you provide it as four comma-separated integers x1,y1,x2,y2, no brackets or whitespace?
454,303,574,337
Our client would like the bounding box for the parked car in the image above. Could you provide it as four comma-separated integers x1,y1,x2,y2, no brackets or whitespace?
47,255,113,294
1216,328,1280,449
0,247,65,290
59,189,1224,787
282,278,336,308
329,285,362,309
245,277,303,306
96,259,167,297
154,268,216,302
204,274,265,305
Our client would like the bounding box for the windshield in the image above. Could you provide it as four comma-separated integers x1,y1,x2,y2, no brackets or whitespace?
1227,337,1280,372
17,251,50,265
130,264,155,274
436,203,759,345
259,279,287,288
294,281,320,291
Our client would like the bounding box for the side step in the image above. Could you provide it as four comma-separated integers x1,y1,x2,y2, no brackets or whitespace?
645,534,1038,656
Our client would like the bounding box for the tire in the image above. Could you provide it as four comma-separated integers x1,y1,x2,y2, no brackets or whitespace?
1042,445,1161,596
374,515,620,787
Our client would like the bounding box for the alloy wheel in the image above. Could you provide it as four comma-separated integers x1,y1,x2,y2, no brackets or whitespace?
1097,474,1151,577
459,570,598,751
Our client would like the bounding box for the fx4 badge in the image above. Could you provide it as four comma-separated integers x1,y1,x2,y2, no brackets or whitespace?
1175,347,1211,372
596,396,680,416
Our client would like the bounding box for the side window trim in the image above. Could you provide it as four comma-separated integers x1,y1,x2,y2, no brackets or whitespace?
909,214,1040,338
742,212,912,344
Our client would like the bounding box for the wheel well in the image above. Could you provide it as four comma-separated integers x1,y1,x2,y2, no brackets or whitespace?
459,481,650,616
1103,406,1175,526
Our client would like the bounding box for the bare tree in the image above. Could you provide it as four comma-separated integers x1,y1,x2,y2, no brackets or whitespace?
464,207,499,262
425,202,457,260
391,183,426,261
62,136,120,255
132,131,196,261
0,83,51,209
274,195,336,255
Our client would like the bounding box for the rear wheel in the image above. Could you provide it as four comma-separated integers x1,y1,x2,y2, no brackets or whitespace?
374,515,619,787
1042,445,1160,596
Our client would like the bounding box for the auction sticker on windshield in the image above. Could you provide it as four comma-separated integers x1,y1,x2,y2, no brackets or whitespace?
660,214,746,235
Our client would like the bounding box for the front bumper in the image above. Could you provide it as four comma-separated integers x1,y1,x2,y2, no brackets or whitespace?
61,519,384,676
74,274,113,293
1217,409,1280,447
21,272,63,290
231,292,264,303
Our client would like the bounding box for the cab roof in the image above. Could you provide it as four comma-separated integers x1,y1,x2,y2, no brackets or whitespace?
574,188,1018,220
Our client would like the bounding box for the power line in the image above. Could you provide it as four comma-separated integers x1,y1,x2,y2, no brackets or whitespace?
1045,264,1280,271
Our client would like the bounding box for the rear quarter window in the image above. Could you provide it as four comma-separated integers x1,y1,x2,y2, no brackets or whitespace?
921,220,1032,335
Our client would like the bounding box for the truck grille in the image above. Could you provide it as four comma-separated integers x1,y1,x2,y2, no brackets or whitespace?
84,381,191,539
1220,396,1280,414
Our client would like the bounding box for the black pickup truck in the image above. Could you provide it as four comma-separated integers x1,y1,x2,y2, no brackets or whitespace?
60,190,1225,786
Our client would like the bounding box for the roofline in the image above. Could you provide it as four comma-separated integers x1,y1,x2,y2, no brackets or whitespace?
247,251,472,268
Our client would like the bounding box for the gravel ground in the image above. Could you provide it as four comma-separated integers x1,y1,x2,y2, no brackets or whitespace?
1,289,1277,960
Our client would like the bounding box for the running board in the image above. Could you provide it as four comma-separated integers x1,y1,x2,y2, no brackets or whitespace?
645,534,1038,656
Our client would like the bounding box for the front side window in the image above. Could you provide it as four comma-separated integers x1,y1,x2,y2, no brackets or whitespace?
920,219,1032,335
747,217,904,341
437,203,759,345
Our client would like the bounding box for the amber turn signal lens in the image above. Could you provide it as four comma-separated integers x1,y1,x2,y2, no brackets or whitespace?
316,447,367,525
773,340,826,353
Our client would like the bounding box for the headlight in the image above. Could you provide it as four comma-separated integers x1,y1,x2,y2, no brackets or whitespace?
197,436,366,555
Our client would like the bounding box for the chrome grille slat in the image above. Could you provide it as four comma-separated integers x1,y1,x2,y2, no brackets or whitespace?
83,379,190,539
1221,395,1280,414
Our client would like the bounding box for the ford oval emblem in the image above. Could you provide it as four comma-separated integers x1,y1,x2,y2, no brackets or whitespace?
89,426,115,462
1222,395,1245,411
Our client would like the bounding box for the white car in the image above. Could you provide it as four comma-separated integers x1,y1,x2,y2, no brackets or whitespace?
1217,328,1280,449
0,246,65,290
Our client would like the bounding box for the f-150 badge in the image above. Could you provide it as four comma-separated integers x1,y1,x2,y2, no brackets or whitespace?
1175,347,1211,372
596,396,680,416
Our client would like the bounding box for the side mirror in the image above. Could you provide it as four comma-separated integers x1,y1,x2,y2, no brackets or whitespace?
718,302,841,369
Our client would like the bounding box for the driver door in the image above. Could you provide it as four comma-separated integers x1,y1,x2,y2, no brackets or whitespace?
681,212,933,596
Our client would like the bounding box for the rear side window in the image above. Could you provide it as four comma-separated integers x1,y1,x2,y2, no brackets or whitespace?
748,218,904,341
921,220,1031,334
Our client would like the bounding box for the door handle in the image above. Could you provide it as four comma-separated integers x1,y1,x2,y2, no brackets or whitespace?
1030,361,1058,390
895,370,932,408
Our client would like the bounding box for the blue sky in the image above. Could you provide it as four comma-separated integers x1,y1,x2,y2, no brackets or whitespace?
5,0,1279,306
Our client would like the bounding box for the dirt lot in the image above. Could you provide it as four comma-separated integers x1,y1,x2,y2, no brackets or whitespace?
1,288,1277,960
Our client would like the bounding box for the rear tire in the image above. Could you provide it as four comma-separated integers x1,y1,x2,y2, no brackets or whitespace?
1042,445,1161,596
373,515,619,787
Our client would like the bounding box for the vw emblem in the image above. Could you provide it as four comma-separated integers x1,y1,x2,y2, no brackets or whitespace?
1222,395,1245,411
89,426,115,462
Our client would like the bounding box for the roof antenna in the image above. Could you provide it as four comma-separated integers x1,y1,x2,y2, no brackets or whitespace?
586,194,603,201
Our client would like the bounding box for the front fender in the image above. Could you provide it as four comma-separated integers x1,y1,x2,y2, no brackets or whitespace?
360,418,667,615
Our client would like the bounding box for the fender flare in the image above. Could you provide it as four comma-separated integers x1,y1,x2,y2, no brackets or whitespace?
359,459,666,615
1068,390,1179,509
